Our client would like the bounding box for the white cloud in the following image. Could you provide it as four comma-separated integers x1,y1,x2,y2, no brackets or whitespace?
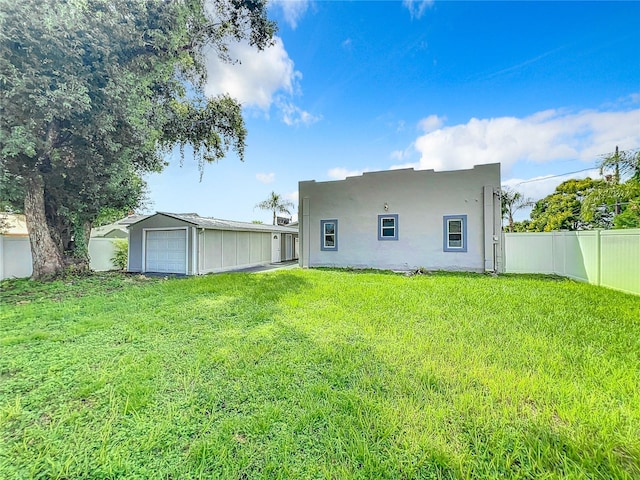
285,190,299,204
389,145,419,165
417,114,445,133
327,167,368,180
204,36,320,126
205,36,300,110
279,100,322,126
272,0,311,29
256,172,275,184
390,150,406,162
402,0,434,19
390,161,419,171
410,108,640,173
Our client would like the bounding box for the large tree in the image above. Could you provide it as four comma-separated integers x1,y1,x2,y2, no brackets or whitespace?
256,191,294,225
0,0,275,278
528,178,611,232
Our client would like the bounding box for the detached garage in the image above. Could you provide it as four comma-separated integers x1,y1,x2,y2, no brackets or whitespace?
127,212,298,275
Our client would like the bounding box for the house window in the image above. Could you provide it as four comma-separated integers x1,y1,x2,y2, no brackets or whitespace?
378,214,398,241
321,220,338,251
443,215,467,252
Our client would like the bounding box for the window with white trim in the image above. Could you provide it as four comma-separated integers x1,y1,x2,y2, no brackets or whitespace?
321,219,338,251
443,215,467,252
378,214,398,241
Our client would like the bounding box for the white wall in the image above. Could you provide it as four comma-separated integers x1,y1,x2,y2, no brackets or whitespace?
299,164,501,272
0,237,33,280
0,236,122,280
503,230,640,296
199,229,273,274
88,238,120,272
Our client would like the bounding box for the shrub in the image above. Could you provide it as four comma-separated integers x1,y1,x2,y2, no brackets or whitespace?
111,239,128,271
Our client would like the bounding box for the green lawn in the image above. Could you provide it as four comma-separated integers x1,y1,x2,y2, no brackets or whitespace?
1,269,639,479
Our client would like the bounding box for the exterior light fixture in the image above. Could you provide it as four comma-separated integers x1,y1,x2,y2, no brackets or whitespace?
384,203,389,211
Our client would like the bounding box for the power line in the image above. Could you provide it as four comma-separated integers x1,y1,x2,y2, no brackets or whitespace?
508,146,639,188
511,166,598,186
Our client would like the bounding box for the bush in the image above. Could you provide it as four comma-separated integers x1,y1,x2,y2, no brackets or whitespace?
111,239,128,271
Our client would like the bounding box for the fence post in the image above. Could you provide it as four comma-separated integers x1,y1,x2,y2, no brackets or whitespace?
0,235,4,280
551,232,555,274
595,229,601,287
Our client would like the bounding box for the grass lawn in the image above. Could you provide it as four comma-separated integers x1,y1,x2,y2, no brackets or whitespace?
1,269,639,479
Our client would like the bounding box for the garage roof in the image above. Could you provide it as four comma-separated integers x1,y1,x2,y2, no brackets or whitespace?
129,212,298,234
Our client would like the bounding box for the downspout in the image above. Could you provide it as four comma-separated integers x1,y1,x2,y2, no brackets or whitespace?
191,226,197,275
494,188,502,273
302,197,310,268
483,185,495,272
195,227,207,275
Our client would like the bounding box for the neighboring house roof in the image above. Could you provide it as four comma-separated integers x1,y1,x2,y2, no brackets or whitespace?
91,214,151,238
0,213,29,236
130,212,298,234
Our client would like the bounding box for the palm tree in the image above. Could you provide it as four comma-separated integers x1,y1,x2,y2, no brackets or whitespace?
598,146,640,182
582,147,640,223
256,191,294,225
501,187,533,232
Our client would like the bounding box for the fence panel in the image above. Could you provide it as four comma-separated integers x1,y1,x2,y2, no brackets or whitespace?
0,236,122,280
560,231,599,283
0,236,33,280
503,233,554,273
552,233,565,276
88,238,119,272
600,230,640,296
504,229,640,296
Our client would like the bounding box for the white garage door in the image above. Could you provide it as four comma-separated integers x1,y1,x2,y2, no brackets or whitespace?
145,229,187,274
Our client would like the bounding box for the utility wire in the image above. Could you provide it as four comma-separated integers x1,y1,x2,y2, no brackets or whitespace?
511,166,598,186
508,146,639,188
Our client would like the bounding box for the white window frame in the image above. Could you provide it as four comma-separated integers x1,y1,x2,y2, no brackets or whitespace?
378,214,399,241
320,219,338,251
443,215,467,252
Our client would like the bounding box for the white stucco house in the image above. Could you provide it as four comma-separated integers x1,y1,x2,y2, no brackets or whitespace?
127,212,298,275
298,163,502,272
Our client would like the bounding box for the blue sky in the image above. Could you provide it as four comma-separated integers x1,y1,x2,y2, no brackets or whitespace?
146,0,640,223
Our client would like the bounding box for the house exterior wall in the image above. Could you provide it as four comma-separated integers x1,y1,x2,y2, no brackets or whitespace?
198,229,273,274
299,164,501,272
128,215,195,274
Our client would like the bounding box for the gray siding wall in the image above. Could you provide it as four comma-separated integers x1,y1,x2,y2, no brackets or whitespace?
199,229,273,274
128,215,194,274
299,164,501,272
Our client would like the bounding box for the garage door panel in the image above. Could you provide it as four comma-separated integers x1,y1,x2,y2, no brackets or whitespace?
145,230,187,274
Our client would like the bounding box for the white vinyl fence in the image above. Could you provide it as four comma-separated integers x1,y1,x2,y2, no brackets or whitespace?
0,236,122,280
503,229,640,296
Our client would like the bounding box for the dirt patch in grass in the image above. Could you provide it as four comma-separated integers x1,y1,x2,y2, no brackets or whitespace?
0,271,160,305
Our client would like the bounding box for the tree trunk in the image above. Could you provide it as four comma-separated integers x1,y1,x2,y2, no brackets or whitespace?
24,174,65,278
272,210,276,225
67,220,92,272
